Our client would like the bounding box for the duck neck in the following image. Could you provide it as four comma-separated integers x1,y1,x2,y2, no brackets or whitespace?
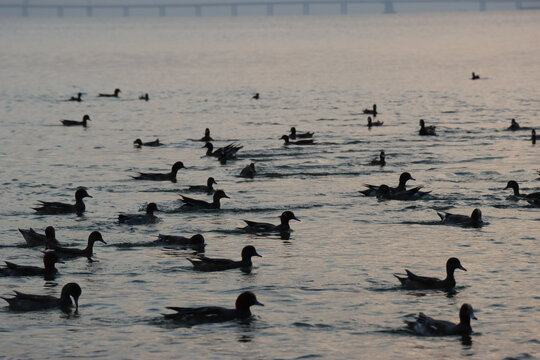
444,266,456,284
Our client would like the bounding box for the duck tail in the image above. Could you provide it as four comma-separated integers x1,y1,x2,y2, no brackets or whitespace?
393,273,407,285
436,212,445,221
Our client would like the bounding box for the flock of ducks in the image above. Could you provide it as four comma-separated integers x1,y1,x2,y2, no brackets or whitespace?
1,87,538,334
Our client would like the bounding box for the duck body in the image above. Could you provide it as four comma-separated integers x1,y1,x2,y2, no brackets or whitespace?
187,177,217,194
280,135,314,145
132,161,185,183
471,72,480,80
68,92,82,102
289,127,314,139
163,291,263,325
367,117,383,127
199,128,214,142
155,234,205,248
2,282,81,312
48,231,106,260
134,138,162,147
239,163,256,178
98,88,121,97
139,93,149,101
18,226,61,248
60,114,90,127
179,190,229,210
187,246,261,272
33,189,92,216
504,180,540,200
242,211,300,233
363,104,377,116
376,185,430,201
118,203,158,225
394,257,466,290
508,118,520,131
406,303,477,336
437,208,483,226
369,151,386,166
204,142,243,159
419,119,437,136
360,172,415,197
1,252,62,278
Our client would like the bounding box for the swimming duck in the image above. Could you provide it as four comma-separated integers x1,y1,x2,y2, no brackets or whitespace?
406,303,477,336
48,231,106,261
504,180,540,200
155,233,205,248
376,184,430,200
0,251,63,279
133,138,162,147
204,142,243,159
239,163,256,178
98,88,121,97
33,188,92,216
139,93,149,101
179,190,229,210
280,135,314,145
367,116,383,127
393,257,466,290
471,72,480,80
360,172,416,196
118,203,159,225
18,226,61,248
508,118,520,131
187,177,217,194
200,128,213,142
532,129,537,144
419,119,437,136
187,245,261,272
60,114,90,127
369,151,386,166
437,208,483,226
289,127,314,139
163,291,263,325
363,104,377,116
242,211,300,233
2,282,81,312
252,93,260,100
68,92,83,102
132,161,185,183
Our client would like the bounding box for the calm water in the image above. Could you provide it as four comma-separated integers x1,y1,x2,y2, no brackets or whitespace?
0,11,539,360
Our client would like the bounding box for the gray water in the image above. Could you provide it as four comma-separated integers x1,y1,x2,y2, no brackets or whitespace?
0,11,539,360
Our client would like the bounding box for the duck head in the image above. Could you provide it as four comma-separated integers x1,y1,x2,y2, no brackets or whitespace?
146,202,158,215
60,282,82,312
280,135,290,144
75,189,92,201
171,161,186,173
241,245,262,261
189,234,205,245
280,211,300,224
43,251,63,268
459,303,477,324
290,127,297,135
504,180,520,195
45,226,56,240
213,190,230,202
204,128,211,136
207,177,217,187
114,88,121,96
446,257,466,275
399,172,415,187
367,117,373,125
88,231,107,245
419,119,425,128
235,291,264,311
133,139,143,147
470,208,483,223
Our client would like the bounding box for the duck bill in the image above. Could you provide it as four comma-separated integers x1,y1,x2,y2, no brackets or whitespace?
459,265,467,272
255,300,264,306
74,297,79,313
254,252,262,258
293,216,301,222
470,311,477,320
100,239,107,245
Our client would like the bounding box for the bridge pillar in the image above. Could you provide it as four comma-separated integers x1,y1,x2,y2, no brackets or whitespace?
231,4,238,16
266,3,274,15
86,6,93,17
123,6,129,17
302,2,309,15
57,6,64,17
340,2,348,15
384,0,395,13
159,6,166,16
479,0,486,10
195,5,202,16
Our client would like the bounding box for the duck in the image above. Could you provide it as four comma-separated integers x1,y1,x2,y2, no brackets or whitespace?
419,119,437,136
132,161,185,183
437,208,483,227
18,226,61,248
406,303,477,336
289,127,314,139
203,142,243,159
139,93,149,101
527,198,540,207
133,138,162,147
239,163,256,178
48,231,106,261
187,245,261,272
508,118,520,131
393,257,466,290
68,92,82,102
241,211,300,233
33,188,92,216
0,251,63,279
118,203,159,225
280,135,314,145
179,190,229,210
363,104,377,116
471,72,480,80
155,233,205,248
187,177,217,194
532,129,537,144
360,172,416,196
200,128,214,142
60,114,91,127
367,116,383,127
504,180,540,200
2,282,81,312
98,88,121,97
163,291,263,325
252,93,260,100
369,151,386,166
376,184,430,200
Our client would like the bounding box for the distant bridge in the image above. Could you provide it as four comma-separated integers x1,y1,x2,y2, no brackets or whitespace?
1,0,539,17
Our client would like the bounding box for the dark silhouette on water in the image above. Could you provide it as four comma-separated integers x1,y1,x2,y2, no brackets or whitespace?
132,161,185,183
289,127,314,139
369,151,386,166
419,119,437,136
532,129,537,144
252,92,259,100
19,226,61,248
239,163,256,178
504,180,540,200
179,190,230,210
280,135,314,145
60,114,90,127
187,245,261,272
1,251,63,279
68,92,82,102
508,118,520,131
394,257,466,290
133,138,162,147
118,203,159,225
367,116,383,128
406,303,477,336
2,282,81,313
187,177,217,194
200,128,213,142
48,231,106,261
437,208,483,227
33,188,92,216
241,211,300,233
139,93,149,101
363,104,377,116
471,72,480,80
98,88,121,97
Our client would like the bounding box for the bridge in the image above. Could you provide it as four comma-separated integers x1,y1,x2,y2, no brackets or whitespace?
1,0,539,17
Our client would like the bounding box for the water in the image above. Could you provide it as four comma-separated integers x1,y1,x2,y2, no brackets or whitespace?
0,11,539,359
